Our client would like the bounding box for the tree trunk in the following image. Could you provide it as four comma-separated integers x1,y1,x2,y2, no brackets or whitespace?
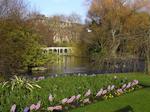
147,31,150,75
147,60,150,74
111,29,120,57
146,52,150,74
111,40,120,57
27,65,32,76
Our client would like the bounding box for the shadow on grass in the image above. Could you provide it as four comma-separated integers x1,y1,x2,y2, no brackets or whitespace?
114,105,134,112
140,84,150,88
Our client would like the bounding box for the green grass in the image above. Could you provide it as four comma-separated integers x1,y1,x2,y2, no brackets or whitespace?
0,74,118,111
70,88,150,112
0,73,150,112
70,73,150,112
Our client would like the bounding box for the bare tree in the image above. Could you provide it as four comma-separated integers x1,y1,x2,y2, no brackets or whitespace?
47,14,83,46
82,0,150,73
0,0,28,20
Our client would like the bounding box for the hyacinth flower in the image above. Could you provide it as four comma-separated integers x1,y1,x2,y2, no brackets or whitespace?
30,101,41,111
131,80,139,86
122,84,127,89
84,89,91,97
102,89,107,95
126,82,132,89
54,105,63,111
38,76,45,80
47,105,62,111
66,95,76,104
30,104,36,110
107,85,111,92
76,94,81,100
96,88,103,97
23,107,30,112
47,106,54,111
49,94,53,102
61,98,68,104
117,89,123,93
35,101,41,110
83,98,91,104
111,85,115,91
134,80,139,85
10,104,17,112
116,88,124,96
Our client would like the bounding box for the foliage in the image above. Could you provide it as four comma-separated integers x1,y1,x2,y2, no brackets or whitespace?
0,73,148,111
0,0,54,76
1,75,41,92
0,20,50,75
0,75,41,112
81,0,150,63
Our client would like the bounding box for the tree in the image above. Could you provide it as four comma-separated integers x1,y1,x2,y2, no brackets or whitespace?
82,0,150,73
27,13,54,47
0,0,28,20
48,14,83,47
0,0,54,77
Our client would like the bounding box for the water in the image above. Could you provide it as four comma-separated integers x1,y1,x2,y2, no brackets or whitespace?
34,56,146,76
46,55,90,74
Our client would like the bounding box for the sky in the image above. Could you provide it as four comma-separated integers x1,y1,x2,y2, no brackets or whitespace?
28,0,88,22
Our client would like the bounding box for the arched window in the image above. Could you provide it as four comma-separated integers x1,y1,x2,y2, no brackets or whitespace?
60,49,63,53
49,49,52,52
54,49,57,52
64,49,67,53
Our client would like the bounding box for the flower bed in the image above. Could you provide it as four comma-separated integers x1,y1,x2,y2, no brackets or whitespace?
6,76,142,112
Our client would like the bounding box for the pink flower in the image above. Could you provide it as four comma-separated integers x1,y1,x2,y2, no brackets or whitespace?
53,105,63,110
49,94,53,102
35,101,41,110
30,101,41,111
96,88,103,97
83,98,91,104
126,82,131,89
84,89,91,97
132,80,139,86
47,106,62,111
111,85,115,91
10,104,16,112
117,89,123,93
122,84,127,89
102,89,107,95
30,104,36,110
76,94,81,100
61,98,68,104
38,76,45,80
66,96,76,104
134,80,139,85
47,107,54,111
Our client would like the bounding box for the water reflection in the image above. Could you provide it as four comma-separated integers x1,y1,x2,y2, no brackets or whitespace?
35,56,146,76
46,55,89,74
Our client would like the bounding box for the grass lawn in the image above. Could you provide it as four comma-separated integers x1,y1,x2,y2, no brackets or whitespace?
70,73,150,112
1,73,150,111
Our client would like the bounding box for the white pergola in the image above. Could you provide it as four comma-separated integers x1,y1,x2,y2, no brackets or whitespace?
43,47,74,55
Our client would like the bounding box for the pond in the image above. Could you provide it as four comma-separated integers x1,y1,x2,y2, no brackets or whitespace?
33,55,146,76
46,55,90,74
